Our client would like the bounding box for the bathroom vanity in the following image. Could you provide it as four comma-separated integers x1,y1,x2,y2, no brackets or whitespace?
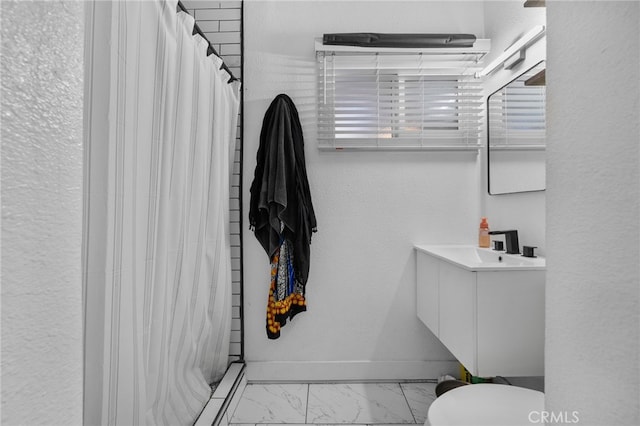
415,245,545,377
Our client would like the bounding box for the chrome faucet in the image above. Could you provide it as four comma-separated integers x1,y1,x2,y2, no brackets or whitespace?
488,230,519,254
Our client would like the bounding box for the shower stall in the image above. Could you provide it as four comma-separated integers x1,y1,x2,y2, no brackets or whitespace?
82,1,244,424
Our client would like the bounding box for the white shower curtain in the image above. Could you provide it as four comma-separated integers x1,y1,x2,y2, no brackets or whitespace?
86,1,241,424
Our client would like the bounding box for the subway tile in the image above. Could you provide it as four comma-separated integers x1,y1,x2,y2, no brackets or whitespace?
229,342,241,356
233,148,241,162
232,161,241,176
219,1,242,9
205,31,241,45
230,329,241,344
197,8,241,21
220,44,241,56
220,20,241,32
231,272,241,283
232,282,241,297
197,20,220,33
223,55,242,68
227,66,241,77
231,257,241,270
231,317,241,331
183,0,220,10
230,186,240,199
232,294,241,307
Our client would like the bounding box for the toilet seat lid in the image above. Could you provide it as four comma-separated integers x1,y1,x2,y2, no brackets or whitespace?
427,383,544,426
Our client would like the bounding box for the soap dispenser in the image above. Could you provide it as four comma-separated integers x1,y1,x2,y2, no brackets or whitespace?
478,217,490,248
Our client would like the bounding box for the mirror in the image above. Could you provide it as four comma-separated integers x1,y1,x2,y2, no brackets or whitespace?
488,61,546,195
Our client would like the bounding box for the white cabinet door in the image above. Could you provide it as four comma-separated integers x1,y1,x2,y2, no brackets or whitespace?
438,262,477,374
476,271,545,376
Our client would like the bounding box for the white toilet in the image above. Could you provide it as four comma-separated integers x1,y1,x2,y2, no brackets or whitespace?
427,383,544,426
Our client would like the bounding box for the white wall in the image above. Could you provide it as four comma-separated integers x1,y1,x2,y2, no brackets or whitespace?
1,1,84,425
481,1,546,254
243,0,486,380
546,2,639,424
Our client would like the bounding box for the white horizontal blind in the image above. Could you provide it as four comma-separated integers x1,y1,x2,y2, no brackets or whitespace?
488,74,546,150
317,48,487,150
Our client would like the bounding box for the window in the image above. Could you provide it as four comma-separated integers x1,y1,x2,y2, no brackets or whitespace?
487,62,546,149
316,40,489,150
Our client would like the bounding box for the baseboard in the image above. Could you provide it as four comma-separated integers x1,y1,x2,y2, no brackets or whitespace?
245,360,459,383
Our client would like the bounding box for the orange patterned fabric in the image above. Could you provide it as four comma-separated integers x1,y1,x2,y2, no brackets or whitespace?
266,240,307,339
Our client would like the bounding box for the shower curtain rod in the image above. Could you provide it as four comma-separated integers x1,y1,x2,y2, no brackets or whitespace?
176,1,239,83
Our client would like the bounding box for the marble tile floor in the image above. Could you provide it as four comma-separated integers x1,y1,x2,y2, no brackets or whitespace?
228,382,436,425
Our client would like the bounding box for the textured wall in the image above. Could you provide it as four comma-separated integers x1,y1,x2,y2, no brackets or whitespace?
546,2,639,424
1,1,84,425
243,0,484,379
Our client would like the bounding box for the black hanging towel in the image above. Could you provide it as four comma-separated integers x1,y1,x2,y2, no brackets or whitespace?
249,94,317,339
